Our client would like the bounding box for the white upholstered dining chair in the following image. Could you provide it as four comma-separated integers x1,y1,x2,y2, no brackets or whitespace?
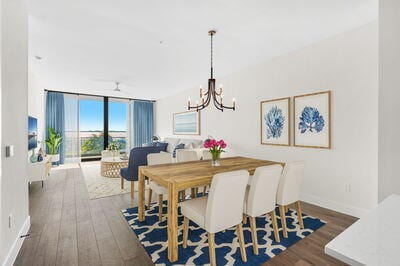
147,153,172,221
276,161,305,238
180,170,249,266
243,165,283,254
176,149,198,162
176,150,208,197
202,150,212,160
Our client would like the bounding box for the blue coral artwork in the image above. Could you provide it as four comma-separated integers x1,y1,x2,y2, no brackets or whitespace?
294,91,331,149
298,107,325,134
261,97,290,146
265,106,285,139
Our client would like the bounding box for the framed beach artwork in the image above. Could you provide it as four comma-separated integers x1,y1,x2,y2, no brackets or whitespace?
173,111,200,135
260,97,290,146
294,91,331,149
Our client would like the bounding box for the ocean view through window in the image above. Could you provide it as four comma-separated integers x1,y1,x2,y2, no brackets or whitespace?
79,96,104,159
109,99,128,155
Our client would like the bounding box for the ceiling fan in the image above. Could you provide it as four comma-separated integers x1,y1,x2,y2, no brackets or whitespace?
113,81,122,92
92,79,135,93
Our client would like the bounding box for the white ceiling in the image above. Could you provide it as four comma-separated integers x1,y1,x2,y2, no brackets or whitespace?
27,0,378,100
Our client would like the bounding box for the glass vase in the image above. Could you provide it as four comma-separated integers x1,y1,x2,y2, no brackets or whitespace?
211,153,221,166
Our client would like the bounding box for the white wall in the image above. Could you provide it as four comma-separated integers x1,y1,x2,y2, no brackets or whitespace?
0,0,30,265
378,0,400,201
28,67,45,153
156,22,379,217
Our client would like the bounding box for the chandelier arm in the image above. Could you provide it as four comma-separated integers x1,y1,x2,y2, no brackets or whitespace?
212,97,223,111
203,89,212,107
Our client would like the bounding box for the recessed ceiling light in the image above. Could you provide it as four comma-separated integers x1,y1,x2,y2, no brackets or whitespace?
35,55,42,60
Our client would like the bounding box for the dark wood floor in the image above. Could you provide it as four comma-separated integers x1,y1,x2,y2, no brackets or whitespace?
15,166,357,266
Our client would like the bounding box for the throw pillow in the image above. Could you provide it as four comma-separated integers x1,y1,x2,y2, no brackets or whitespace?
172,143,185,158
155,142,168,151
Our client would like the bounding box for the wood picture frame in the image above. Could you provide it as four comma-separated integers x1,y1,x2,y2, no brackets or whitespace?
260,97,291,146
293,91,331,149
173,110,200,135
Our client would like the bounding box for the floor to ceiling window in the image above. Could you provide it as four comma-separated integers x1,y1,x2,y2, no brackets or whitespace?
79,96,104,160
45,91,154,163
108,98,129,155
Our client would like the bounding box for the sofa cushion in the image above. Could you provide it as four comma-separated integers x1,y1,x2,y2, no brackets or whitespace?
164,138,180,153
178,139,203,149
178,139,194,149
191,139,203,148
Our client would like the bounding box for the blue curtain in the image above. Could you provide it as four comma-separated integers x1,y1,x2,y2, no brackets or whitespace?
133,101,154,147
46,92,65,164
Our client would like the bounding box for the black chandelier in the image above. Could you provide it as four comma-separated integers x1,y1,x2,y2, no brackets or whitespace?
187,30,236,112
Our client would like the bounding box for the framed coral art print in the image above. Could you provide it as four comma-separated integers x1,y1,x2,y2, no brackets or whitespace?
260,97,290,146
294,91,331,149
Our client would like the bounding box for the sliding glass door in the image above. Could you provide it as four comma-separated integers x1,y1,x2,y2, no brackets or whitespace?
79,96,104,160
108,98,129,155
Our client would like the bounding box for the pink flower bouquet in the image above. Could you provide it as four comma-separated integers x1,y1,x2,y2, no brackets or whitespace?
204,139,227,166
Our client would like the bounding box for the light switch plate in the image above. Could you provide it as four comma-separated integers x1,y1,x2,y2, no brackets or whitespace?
5,145,14,157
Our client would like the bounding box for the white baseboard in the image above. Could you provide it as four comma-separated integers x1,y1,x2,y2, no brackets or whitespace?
2,215,30,266
300,193,369,218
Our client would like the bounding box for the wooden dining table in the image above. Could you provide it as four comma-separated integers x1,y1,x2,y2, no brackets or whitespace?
137,156,283,262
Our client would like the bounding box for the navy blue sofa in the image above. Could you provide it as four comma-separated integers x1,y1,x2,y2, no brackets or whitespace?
120,146,165,198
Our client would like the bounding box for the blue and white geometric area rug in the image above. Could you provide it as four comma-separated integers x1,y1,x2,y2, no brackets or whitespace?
121,203,325,266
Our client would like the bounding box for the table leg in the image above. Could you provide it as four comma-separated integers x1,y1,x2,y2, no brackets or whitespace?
138,168,145,221
167,182,179,262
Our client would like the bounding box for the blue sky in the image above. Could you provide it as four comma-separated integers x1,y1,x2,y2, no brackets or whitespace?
79,100,127,131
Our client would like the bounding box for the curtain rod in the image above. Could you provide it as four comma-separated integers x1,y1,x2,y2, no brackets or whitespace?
44,89,156,102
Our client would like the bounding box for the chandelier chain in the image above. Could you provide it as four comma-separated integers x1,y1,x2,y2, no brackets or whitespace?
210,32,213,78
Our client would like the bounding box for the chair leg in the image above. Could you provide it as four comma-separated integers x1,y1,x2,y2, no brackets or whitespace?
41,181,44,188
191,188,196,199
194,187,199,196
182,190,186,201
279,205,288,238
158,194,163,221
202,186,207,196
130,181,134,199
183,217,189,248
284,205,289,213
121,176,124,189
147,189,153,209
249,216,259,255
242,214,248,224
236,223,247,262
270,210,280,242
208,232,216,266
295,201,304,229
